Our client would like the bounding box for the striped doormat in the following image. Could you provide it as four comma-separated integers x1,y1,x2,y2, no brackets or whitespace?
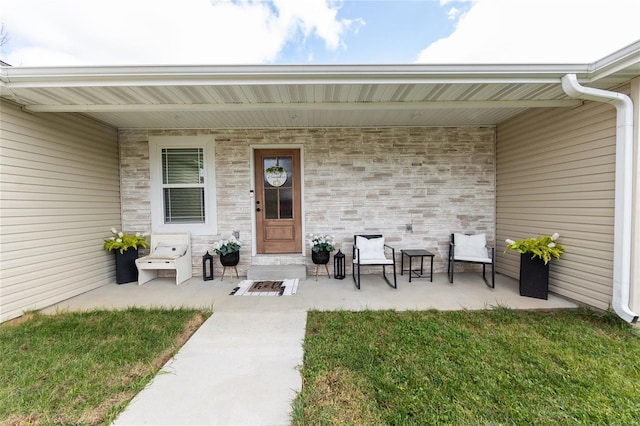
230,279,299,296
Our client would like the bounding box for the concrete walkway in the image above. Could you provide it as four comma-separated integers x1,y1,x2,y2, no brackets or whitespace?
43,273,578,425
113,310,306,425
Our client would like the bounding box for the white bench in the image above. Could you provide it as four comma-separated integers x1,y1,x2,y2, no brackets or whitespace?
135,233,192,285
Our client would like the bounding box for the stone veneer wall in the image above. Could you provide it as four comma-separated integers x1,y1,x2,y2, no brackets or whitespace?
118,127,495,277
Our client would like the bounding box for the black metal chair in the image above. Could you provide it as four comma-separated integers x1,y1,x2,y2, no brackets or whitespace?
352,234,397,289
448,233,495,288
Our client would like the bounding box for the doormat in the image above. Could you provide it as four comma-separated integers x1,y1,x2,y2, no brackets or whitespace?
230,279,298,296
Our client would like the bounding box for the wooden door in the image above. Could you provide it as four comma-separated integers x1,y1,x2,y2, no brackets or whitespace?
255,149,302,254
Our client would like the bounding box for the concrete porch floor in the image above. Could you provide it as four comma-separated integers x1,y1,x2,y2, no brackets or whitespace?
42,272,578,425
45,271,576,314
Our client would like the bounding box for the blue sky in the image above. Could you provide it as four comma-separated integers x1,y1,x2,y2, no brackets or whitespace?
1,0,639,67
278,1,462,64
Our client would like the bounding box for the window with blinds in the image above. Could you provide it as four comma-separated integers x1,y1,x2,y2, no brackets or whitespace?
149,135,217,235
161,148,205,223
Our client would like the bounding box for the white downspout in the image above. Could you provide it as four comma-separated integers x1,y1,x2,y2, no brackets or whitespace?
561,74,638,323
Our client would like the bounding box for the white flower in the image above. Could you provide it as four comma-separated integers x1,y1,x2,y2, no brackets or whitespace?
109,237,115,241
116,238,122,243
505,239,515,245
548,242,556,248
551,233,560,241
135,232,141,237
118,232,124,238
111,227,118,234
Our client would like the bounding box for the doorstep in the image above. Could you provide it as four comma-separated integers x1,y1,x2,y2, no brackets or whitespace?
247,264,307,280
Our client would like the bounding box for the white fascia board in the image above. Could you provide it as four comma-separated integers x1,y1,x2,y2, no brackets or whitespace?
0,67,10,96
590,39,640,82
2,63,592,89
0,65,8,84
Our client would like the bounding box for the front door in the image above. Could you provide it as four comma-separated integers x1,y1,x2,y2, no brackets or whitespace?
254,149,302,254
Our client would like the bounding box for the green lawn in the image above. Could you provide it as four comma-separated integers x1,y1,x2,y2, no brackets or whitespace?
0,308,209,425
293,309,640,425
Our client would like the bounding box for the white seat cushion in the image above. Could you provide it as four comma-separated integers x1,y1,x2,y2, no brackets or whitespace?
454,255,492,264
355,236,387,261
355,258,394,265
454,233,489,260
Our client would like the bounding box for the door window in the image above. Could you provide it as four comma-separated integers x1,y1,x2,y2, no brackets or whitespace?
263,156,293,219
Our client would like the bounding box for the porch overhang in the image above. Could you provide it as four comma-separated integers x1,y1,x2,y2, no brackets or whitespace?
1,39,639,129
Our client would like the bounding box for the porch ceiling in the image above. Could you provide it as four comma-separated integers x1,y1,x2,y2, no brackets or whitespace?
2,41,639,129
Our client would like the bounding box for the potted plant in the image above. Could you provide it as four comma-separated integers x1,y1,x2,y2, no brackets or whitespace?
213,235,241,266
308,233,336,265
504,233,565,299
103,227,148,284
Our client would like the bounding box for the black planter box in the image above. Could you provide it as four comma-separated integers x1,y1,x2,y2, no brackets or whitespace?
115,248,139,284
519,253,549,299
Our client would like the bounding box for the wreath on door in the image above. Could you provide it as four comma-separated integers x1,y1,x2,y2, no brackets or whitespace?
265,165,287,187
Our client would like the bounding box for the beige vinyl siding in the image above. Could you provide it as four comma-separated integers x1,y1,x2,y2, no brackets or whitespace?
496,87,629,310
0,100,120,323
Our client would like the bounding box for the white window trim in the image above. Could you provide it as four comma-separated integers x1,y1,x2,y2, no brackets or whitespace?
149,136,217,235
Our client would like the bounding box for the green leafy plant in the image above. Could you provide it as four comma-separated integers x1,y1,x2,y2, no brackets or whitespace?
266,165,285,174
504,232,565,264
308,233,336,253
103,227,148,254
213,235,241,256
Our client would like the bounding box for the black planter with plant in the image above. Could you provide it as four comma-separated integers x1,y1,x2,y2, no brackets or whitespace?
504,232,565,300
115,248,140,284
309,233,335,281
214,235,242,269
311,249,330,265
519,253,550,299
220,250,240,266
103,227,148,285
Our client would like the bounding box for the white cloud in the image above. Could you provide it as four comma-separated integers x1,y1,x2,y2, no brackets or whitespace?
0,0,360,66
417,0,640,63
447,7,460,20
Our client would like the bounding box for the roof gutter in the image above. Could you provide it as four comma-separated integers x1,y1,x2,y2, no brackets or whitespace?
1,63,590,88
561,74,638,323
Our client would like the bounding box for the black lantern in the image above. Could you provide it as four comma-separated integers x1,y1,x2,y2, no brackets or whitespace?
334,249,345,279
202,251,214,281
